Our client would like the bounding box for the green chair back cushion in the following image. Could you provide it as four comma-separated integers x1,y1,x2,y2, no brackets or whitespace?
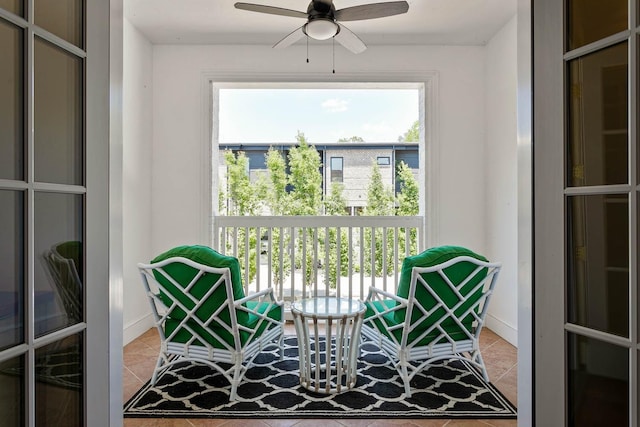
54,240,83,279
164,299,282,347
366,246,489,345
151,245,248,347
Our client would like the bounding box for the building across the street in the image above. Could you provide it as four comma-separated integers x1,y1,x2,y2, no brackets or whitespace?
218,142,419,215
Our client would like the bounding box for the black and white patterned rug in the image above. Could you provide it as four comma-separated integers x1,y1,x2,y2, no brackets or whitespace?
123,336,516,419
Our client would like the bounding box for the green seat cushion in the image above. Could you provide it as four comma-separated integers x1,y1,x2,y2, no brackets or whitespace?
366,246,489,346
151,245,250,345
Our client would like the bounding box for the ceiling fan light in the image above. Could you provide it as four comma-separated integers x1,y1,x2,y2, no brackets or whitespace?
304,19,338,40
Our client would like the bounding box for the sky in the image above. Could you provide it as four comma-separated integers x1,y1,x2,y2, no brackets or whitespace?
218,88,419,144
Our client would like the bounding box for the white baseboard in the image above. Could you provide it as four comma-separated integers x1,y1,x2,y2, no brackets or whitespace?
123,313,155,346
485,314,517,347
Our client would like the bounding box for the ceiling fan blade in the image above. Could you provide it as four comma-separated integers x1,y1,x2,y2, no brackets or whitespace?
334,1,409,21
234,2,308,19
335,24,366,54
273,26,306,49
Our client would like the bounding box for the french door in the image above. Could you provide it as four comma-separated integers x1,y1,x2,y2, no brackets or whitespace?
0,0,111,425
535,0,638,424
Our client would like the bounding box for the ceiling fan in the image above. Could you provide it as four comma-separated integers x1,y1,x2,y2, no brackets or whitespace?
234,1,410,54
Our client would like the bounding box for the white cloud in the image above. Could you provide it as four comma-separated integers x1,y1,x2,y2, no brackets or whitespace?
321,98,349,113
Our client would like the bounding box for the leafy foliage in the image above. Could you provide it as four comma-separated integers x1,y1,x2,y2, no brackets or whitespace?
398,120,420,142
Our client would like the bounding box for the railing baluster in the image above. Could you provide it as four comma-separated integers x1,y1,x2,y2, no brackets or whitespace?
256,226,261,293
324,226,330,297
348,227,353,301
289,226,295,302
278,227,284,302
313,228,318,298
302,228,307,299
370,227,375,289
393,226,399,291
244,227,250,294
382,226,387,293
336,226,341,298
359,226,364,299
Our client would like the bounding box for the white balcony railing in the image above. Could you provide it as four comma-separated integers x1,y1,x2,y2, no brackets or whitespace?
213,216,424,305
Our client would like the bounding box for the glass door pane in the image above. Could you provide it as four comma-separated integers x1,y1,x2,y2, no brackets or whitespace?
34,192,83,336
567,194,629,337
34,0,83,48
35,333,83,427
567,42,628,187
0,190,24,350
0,355,24,427
0,19,24,181
567,0,627,50
0,0,23,17
34,37,83,186
567,333,628,425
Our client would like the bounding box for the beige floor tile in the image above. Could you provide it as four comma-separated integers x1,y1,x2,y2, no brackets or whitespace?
292,420,345,427
442,420,493,426
263,419,302,427
188,419,244,427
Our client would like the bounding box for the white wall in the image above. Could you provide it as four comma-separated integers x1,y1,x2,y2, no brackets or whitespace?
151,43,487,252
121,26,520,346
122,18,154,344
484,16,519,346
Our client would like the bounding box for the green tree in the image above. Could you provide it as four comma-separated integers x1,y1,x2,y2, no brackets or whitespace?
222,150,263,281
324,182,347,215
398,120,420,142
287,131,323,215
337,135,364,143
396,161,419,216
287,132,324,284
396,161,419,260
364,162,395,275
324,182,349,287
264,148,288,215
264,148,291,283
365,162,395,216
223,150,255,215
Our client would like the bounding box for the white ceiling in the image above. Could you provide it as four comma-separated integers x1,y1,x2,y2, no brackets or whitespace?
125,0,517,46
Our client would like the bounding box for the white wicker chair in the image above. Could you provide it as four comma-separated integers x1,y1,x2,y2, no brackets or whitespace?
361,246,501,397
138,245,284,401
42,241,83,324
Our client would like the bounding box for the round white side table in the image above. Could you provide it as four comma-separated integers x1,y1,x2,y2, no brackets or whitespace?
291,297,366,394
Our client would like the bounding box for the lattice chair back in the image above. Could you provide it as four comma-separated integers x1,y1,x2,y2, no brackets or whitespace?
362,245,501,397
42,241,83,324
138,245,284,400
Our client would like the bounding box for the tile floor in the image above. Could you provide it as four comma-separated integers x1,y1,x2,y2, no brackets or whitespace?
123,324,518,427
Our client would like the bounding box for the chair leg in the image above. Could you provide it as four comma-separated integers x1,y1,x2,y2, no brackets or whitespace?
472,350,490,382
400,361,412,397
229,362,243,401
150,354,167,385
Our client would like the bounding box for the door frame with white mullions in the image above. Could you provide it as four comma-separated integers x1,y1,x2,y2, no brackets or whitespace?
0,0,112,425
534,0,638,425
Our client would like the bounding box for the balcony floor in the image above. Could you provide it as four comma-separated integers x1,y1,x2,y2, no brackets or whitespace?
123,323,518,427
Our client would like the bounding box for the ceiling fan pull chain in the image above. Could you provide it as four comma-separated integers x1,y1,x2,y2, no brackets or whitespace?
306,35,309,63
332,37,335,74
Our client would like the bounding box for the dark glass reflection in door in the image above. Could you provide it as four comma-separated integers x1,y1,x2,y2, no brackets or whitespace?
0,19,24,181
567,194,629,337
34,192,83,336
0,190,24,350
